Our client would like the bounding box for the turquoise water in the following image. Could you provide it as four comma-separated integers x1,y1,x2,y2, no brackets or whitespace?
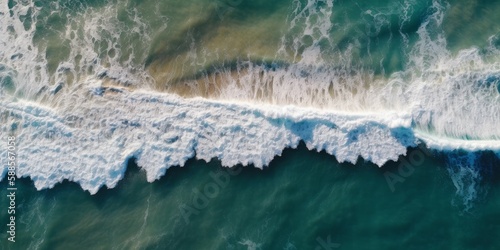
1,145,500,249
1,0,500,248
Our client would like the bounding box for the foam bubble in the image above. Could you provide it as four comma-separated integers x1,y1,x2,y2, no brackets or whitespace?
444,151,490,212
1,80,420,194
0,0,499,196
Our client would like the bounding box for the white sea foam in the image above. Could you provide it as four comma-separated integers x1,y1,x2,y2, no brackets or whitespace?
0,0,499,195
1,81,417,194
1,79,498,194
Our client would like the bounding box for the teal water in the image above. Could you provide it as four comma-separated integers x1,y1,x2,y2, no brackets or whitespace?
1,145,500,249
2,0,500,248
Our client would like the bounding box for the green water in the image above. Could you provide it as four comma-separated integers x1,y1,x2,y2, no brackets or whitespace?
2,0,500,248
25,0,500,85
1,145,500,249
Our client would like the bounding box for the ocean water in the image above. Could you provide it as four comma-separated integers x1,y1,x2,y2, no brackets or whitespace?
1,0,500,248
1,146,500,249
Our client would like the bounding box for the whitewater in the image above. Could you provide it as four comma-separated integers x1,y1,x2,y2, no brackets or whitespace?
1,0,500,194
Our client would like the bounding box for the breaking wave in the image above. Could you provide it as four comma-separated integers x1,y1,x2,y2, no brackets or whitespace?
0,0,499,195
